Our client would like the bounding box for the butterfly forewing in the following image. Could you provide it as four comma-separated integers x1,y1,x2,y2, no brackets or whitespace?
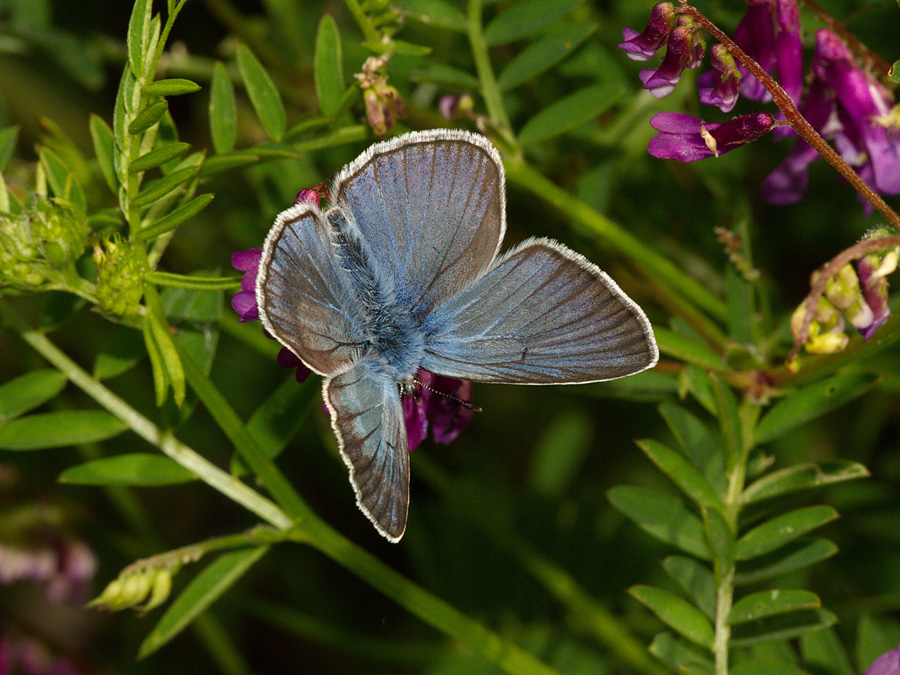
333,129,506,316
325,362,410,542
421,239,659,384
257,205,365,376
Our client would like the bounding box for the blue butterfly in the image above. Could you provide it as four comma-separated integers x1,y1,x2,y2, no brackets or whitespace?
257,130,658,542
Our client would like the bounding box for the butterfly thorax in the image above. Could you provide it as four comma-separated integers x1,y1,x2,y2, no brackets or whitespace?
329,208,425,383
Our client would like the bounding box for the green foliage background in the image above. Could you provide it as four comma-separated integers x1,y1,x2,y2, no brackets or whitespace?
1,0,900,673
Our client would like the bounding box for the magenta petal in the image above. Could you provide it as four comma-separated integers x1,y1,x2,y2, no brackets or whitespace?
426,375,474,445
231,291,259,321
864,644,900,675
232,248,263,271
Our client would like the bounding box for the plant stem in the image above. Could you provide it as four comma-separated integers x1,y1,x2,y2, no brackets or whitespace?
679,3,900,231
504,159,728,321
800,0,893,80
341,0,380,46
0,300,293,530
467,0,513,136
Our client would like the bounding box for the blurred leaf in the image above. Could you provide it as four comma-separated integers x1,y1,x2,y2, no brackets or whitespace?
236,44,287,142
283,116,331,142
139,547,268,658
755,372,880,444
519,84,625,147
0,126,20,172
800,627,853,675
388,40,432,56
729,589,821,625
89,115,117,193
314,15,345,119
662,556,716,620
528,410,592,499
130,142,191,173
658,403,726,494
683,365,717,414
735,538,838,586
857,615,900,671
654,327,725,370
200,152,260,177
730,659,807,675
143,78,201,97
726,267,755,344
485,0,583,44
0,411,127,450
711,374,741,472
730,609,837,646
410,64,481,89
608,486,710,559
637,439,723,509
629,585,714,649
147,271,240,290
127,0,152,78
743,461,870,503
210,62,237,154
702,505,734,580
94,327,147,380
649,632,713,673
39,147,85,212
160,281,223,378
137,193,214,241
735,506,839,561
60,453,196,486
889,59,900,84
398,0,467,31
0,369,67,424
132,165,200,207
128,100,169,135
497,23,597,91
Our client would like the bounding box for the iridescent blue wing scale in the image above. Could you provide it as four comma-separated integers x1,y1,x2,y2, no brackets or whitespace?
421,238,659,383
332,129,506,315
324,361,409,541
256,204,364,376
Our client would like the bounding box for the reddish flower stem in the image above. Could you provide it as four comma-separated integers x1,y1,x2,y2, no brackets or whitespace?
678,2,900,232
788,235,900,360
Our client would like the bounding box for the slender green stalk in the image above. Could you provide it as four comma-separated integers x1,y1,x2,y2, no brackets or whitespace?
504,160,728,322
467,0,513,135
341,0,379,45
0,300,292,530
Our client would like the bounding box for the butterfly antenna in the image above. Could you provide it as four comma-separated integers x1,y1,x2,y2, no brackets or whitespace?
413,379,483,413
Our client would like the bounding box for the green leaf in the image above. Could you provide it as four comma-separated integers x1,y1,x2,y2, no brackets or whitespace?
655,327,725,370
662,556,716,620
683,365,717,414
800,627,854,675
132,165,201,207
608,486,710,559
497,23,597,91
199,152,260,177
743,461,870,504
857,615,900,672
136,193,213,241
89,115,117,193
629,585,714,649
731,609,837,646
729,589,821,625
143,78,201,97
726,267,755,344
730,659,807,675
130,142,191,173
755,372,880,444
209,62,237,154
59,453,196,486
889,59,900,84
128,100,169,135
387,40,432,56
735,506,839,561
283,116,331,142
649,632,713,673
485,0,583,44
0,370,67,423
126,0,152,78
702,506,735,580
94,327,147,380
735,538,838,586
658,402,726,494
139,546,268,658
637,439,723,509
711,374,741,472
0,411,127,450
146,271,240,290
519,83,625,147
0,126,19,172
528,410,592,499
398,0,467,31
236,44,287,142
314,15,345,119
39,147,85,211
409,64,481,89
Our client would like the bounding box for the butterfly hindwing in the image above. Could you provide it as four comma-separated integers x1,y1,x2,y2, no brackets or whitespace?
333,129,506,316
325,361,409,542
257,205,364,376
422,238,659,384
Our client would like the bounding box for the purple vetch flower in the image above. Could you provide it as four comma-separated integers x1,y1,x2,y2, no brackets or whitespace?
648,111,775,161
0,536,97,603
619,2,676,61
733,0,778,102
231,248,262,322
856,245,898,339
402,370,474,452
865,644,900,675
0,633,81,675
699,44,742,113
639,19,704,98
774,0,803,106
